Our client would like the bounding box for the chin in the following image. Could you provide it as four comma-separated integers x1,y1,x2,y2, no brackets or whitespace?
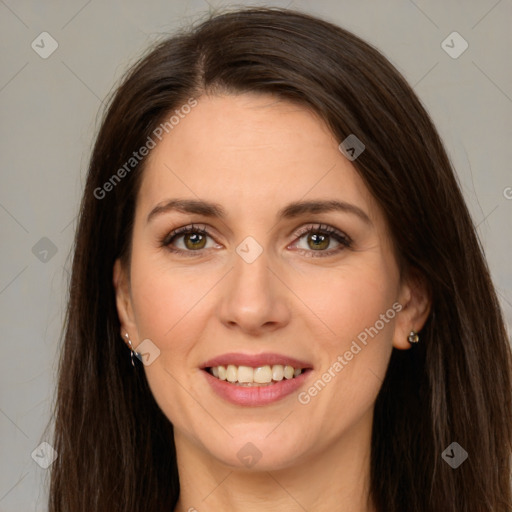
202,429,309,471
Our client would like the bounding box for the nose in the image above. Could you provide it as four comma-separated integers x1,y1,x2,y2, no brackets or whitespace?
217,247,291,336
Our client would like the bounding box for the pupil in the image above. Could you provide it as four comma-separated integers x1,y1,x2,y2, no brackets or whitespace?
186,233,205,249
309,233,328,250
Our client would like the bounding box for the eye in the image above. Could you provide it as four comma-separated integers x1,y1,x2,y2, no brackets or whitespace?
290,223,352,257
160,224,219,255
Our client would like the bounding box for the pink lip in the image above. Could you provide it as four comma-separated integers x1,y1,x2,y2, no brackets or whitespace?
201,352,313,370
202,368,312,406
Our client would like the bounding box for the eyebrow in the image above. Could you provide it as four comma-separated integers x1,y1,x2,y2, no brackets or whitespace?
146,198,372,225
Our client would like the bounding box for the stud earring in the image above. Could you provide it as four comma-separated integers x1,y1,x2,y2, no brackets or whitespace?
124,333,140,367
408,330,420,344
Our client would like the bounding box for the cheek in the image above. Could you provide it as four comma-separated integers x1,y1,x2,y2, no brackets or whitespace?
129,250,215,343
293,261,398,416
128,257,217,429
293,259,398,347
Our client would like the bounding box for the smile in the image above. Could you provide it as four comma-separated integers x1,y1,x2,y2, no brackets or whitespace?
207,364,304,386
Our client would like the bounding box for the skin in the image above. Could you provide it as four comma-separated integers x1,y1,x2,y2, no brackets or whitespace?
113,93,431,512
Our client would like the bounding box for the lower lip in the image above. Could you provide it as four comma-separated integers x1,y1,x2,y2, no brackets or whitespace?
202,369,311,406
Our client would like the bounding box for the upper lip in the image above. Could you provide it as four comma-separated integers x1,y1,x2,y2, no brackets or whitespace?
201,352,313,370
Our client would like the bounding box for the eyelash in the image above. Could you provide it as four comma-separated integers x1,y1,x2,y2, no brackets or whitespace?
160,223,352,258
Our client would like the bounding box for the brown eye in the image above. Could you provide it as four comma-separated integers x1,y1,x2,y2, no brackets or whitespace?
306,232,330,251
161,224,217,255
291,224,352,258
182,232,207,250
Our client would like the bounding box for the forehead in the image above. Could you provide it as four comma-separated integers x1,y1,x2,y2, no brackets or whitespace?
137,93,379,224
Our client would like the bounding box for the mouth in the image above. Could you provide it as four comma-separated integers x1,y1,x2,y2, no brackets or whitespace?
200,352,313,406
205,364,310,386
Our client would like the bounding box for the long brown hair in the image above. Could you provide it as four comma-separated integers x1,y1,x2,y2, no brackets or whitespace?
45,7,512,511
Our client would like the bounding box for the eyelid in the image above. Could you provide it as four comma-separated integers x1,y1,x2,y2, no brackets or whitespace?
161,223,211,243
291,223,352,243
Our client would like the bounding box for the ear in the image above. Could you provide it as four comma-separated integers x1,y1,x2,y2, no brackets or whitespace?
113,258,138,345
393,268,431,350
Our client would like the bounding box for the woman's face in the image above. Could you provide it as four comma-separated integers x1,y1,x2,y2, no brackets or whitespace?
114,93,422,471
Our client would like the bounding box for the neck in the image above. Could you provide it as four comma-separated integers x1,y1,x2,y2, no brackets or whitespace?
173,410,376,512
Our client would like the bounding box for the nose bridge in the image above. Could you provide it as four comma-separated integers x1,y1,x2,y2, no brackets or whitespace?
218,237,291,333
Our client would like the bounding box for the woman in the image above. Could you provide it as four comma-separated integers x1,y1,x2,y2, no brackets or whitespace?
45,7,512,511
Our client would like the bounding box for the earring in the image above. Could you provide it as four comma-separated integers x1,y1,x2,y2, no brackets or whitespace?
124,333,140,367
408,330,420,344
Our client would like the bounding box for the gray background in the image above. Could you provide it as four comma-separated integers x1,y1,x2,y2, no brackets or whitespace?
1,0,511,510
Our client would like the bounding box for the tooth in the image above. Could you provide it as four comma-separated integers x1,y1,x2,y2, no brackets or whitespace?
217,365,227,380
212,364,303,383
254,365,272,383
284,365,294,379
272,364,284,381
226,364,238,382
237,365,254,383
